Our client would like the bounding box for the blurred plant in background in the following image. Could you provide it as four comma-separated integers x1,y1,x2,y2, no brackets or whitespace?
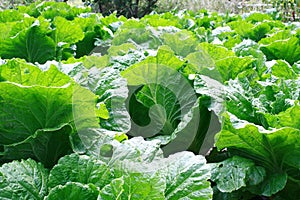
155,0,243,13
83,0,158,18
0,0,33,9
262,0,300,20
0,0,299,19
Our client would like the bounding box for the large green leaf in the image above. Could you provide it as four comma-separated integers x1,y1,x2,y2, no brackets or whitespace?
0,59,99,166
185,42,255,82
265,103,300,130
72,15,113,58
4,16,52,39
193,74,225,115
249,173,288,197
119,137,164,163
0,59,70,86
135,45,185,71
215,113,300,196
264,60,297,79
0,9,23,23
0,20,56,64
98,178,124,200
1,124,73,168
62,55,110,70
112,19,161,49
0,22,15,41
260,36,300,65
195,42,235,61
0,159,48,200
161,97,212,155
259,30,292,45
245,13,272,23
228,20,270,42
75,31,98,58
48,153,113,189
72,127,163,164
233,40,266,76
215,56,255,82
160,152,212,200
100,172,165,200
0,82,74,144
107,43,137,56
161,30,199,57
94,68,131,132
211,156,266,193
228,20,254,37
52,16,84,44
50,135,165,199
46,182,99,200
57,61,131,132
224,76,262,125
134,83,181,136
276,179,300,200
98,134,164,165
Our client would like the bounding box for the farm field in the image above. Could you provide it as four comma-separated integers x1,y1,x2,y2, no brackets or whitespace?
0,1,300,199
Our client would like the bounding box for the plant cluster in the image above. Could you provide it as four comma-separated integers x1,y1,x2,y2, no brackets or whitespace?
0,1,300,199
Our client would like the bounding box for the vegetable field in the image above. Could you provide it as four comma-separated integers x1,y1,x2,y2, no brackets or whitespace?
0,1,300,200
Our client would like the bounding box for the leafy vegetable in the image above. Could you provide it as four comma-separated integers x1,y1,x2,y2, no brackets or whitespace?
1,2,300,199
46,182,99,200
0,20,56,63
0,159,48,200
215,113,300,196
211,156,266,193
0,59,99,167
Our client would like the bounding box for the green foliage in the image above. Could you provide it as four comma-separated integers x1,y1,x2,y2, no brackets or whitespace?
1,2,300,199
211,156,266,193
216,114,300,196
0,139,212,199
0,159,49,199
0,2,112,63
0,59,99,167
